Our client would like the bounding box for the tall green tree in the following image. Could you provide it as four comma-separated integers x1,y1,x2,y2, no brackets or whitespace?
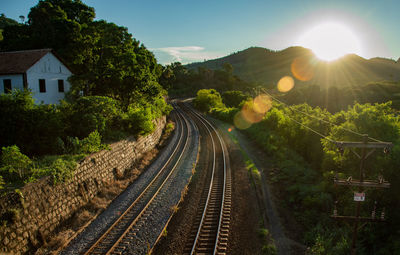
1,0,165,108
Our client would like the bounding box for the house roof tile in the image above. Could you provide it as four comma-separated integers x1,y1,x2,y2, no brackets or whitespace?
0,49,53,75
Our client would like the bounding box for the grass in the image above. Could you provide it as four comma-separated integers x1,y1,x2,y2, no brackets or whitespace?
164,122,175,135
35,229,75,255
72,209,95,230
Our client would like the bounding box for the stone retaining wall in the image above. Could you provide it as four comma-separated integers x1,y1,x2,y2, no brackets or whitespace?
0,116,166,254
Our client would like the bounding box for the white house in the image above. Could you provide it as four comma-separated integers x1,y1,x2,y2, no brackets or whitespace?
0,49,72,104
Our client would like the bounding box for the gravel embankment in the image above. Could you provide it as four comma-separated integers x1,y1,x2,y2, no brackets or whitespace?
125,114,199,254
61,110,199,254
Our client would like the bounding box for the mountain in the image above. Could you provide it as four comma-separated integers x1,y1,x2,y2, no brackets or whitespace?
186,46,400,89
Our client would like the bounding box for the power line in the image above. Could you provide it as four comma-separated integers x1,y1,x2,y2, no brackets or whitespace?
283,111,336,143
260,88,384,143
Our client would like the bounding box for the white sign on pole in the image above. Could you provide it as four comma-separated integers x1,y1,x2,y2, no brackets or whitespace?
354,192,365,202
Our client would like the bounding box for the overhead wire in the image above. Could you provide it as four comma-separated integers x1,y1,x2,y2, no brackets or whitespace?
260,88,385,143
283,111,336,143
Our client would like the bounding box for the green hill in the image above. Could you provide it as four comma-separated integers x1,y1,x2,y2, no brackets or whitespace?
186,46,400,89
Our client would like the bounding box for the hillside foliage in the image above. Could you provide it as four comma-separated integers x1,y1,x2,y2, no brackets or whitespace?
198,90,400,254
187,46,400,89
159,62,257,96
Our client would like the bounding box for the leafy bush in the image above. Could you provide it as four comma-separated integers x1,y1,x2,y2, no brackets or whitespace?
65,130,109,154
122,96,172,137
222,90,250,108
0,90,63,156
31,156,78,184
193,89,224,112
122,104,155,136
209,107,239,123
0,91,171,189
0,175,4,190
0,145,32,182
63,96,122,139
164,122,175,135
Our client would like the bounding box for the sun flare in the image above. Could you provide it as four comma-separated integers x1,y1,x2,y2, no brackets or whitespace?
298,22,362,61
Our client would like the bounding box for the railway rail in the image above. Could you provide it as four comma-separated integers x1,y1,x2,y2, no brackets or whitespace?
82,107,192,255
180,103,232,255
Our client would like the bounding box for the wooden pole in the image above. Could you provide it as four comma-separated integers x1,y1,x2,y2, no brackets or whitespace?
351,134,368,255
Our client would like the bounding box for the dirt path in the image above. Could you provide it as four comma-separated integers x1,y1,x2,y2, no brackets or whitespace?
210,118,306,255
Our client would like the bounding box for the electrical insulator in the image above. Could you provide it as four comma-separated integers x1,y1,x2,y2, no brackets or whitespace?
380,208,385,220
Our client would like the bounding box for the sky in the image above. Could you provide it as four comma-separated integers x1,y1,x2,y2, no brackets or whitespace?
1,0,400,65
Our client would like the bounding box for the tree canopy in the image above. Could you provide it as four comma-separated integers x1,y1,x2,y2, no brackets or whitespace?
0,0,164,108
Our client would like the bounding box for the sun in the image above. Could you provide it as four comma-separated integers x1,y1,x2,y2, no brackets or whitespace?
298,22,362,61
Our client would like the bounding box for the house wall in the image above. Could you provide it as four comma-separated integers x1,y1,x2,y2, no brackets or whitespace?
27,52,72,104
0,74,24,93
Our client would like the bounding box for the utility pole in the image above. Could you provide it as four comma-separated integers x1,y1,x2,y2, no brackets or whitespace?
331,135,392,255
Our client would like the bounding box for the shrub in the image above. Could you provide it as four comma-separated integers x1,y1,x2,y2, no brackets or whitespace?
65,131,109,154
164,122,175,135
123,104,155,136
222,90,250,108
34,158,76,184
0,145,32,182
0,175,4,190
209,107,239,123
193,89,224,112
63,96,122,139
30,155,82,184
0,90,63,156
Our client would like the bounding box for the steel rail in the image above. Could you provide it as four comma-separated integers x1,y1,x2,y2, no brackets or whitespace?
190,107,231,255
105,107,192,254
180,103,230,255
84,107,190,254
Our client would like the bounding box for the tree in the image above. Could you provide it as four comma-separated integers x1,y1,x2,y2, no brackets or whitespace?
223,62,233,74
68,20,164,107
0,14,19,28
1,0,165,108
0,145,32,182
222,90,249,107
193,89,224,112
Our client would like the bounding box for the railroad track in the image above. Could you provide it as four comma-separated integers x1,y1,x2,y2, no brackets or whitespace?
180,103,232,255
82,107,192,255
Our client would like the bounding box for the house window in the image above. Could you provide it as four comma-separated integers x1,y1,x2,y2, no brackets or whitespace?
3,79,11,93
58,80,64,92
39,79,46,93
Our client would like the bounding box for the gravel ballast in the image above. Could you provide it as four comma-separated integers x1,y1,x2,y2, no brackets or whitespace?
61,110,199,254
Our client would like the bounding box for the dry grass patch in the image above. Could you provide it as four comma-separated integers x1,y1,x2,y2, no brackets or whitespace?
72,209,95,230
35,229,75,255
87,196,109,212
138,149,158,170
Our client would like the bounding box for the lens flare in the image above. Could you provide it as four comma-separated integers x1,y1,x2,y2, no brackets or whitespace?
233,111,252,130
277,76,295,92
241,102,264,124
291,56,315,81
253,94,272,114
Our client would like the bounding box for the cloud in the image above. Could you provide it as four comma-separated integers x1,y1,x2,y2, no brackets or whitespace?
151,46,221,64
